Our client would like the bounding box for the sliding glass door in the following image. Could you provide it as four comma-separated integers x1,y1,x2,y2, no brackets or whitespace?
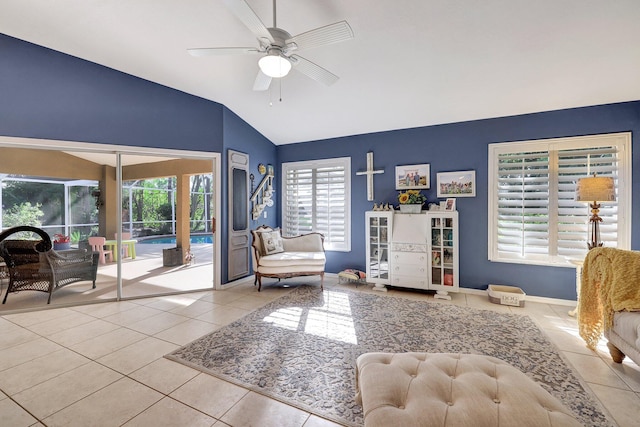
0,146,118,309
0,140,220,312
118,153,216,299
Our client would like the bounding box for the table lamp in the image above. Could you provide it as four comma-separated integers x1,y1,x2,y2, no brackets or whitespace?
575,173,615,249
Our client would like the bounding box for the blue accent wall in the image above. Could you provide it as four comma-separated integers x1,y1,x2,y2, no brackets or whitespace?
278,102,640,300
0,34,224,150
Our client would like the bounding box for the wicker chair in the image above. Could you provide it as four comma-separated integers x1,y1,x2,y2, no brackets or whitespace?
0,226,99,304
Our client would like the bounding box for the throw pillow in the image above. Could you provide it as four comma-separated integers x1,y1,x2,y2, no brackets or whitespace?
253,227,278,255
261,230,284,255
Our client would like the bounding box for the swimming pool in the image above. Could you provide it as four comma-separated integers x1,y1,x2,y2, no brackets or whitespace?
139,234,214,244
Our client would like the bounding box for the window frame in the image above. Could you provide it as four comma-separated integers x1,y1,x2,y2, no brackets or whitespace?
488,132,631,266
281,157,351,252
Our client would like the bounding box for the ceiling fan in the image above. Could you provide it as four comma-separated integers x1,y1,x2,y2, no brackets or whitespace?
188,0,354,91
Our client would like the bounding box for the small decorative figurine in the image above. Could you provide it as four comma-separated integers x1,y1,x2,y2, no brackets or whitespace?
185,250,195,265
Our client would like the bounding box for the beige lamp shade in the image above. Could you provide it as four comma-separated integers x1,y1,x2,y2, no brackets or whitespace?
575,175,615,203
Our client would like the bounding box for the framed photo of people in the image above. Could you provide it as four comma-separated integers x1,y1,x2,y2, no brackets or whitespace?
437,170,476,197
395,164,430,190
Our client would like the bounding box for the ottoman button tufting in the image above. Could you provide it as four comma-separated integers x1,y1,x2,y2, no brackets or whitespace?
355,352,582,427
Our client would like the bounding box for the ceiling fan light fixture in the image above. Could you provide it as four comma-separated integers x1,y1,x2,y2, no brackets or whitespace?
258,52,291,78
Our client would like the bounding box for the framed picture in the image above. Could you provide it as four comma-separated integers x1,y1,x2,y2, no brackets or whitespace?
437,170,476,197
395,164,430,190
445,198,456,211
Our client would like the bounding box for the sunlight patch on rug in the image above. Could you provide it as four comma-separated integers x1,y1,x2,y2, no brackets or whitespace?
263,290,357,344
165,285,612,427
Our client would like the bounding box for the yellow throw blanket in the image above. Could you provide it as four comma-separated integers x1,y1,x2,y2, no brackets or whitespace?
579,247,640,350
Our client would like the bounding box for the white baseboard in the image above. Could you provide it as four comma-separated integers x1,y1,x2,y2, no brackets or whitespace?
457,287,575,307
226,273,576,307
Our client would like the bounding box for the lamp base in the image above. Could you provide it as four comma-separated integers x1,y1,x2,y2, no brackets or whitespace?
587,241,604,250
587,202,604,250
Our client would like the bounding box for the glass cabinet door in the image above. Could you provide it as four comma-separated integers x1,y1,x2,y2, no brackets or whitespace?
442,217,455,286
366,212,391,283
430,214,456,287
428,211,458,300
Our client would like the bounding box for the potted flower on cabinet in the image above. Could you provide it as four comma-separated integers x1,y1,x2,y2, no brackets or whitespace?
53,234,71,250
397,190,427,213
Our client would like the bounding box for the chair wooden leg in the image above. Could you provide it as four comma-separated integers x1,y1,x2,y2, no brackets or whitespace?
607,341,626,363
258,274,262,292
2,284,9,304
320,272,324,291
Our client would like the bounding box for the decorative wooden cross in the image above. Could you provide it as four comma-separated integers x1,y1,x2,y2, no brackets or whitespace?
356,151,384,201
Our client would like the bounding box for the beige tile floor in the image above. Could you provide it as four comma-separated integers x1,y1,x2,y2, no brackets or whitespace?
1,276,639,427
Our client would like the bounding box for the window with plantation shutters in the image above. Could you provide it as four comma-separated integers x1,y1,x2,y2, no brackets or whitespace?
282,157,351,251
488,133,631,266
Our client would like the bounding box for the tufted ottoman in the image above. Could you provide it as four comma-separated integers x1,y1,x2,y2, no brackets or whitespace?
355,352,581,427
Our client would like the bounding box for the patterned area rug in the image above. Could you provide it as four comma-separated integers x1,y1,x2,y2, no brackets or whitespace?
166,285,612,426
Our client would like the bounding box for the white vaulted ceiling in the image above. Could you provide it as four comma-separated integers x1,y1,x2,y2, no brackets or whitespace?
2,0,640,145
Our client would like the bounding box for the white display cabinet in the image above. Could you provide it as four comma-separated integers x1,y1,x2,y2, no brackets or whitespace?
365,211,393,291
384,211,459,299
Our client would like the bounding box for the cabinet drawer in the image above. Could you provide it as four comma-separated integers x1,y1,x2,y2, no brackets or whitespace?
391,243,427,253
391,251,428,264
391,275,429,289
392,263,427,277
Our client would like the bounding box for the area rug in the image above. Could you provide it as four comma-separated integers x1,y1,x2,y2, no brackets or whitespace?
166,285,612,426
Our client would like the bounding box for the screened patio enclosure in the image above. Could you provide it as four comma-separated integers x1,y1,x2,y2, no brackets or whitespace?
0,175,99,241
0,144,219,312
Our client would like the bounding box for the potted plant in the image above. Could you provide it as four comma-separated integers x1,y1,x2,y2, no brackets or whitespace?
53,233,71,250
397,190,427,213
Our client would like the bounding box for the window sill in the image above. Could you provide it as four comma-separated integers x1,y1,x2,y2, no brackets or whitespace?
489,256,576,268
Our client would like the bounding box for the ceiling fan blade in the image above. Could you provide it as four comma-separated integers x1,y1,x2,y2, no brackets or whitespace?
286,21,353,51
187,47,260,57
253,70,272,91
289,55,339,86
224,0,274,43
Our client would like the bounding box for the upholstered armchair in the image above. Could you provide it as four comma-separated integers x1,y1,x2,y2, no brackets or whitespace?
579,247,640,366
0,226,99,304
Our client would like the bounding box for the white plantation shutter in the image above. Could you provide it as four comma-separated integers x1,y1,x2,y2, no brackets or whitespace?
557,147,618,257
284,168,314,235
496,151,550,257
489,133,630,266
282,157,351,251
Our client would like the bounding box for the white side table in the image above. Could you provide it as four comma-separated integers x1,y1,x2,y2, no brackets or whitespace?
567,258,584,317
